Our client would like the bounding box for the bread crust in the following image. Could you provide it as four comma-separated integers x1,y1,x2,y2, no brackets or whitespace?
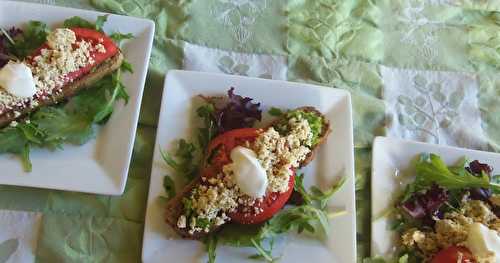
164,106,331,239
0,51,124,127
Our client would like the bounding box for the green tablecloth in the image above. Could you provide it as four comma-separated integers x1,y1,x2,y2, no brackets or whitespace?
2,0,500,262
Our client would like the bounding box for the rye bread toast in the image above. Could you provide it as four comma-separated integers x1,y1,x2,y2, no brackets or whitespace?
0,51,124,128
165,106,331,239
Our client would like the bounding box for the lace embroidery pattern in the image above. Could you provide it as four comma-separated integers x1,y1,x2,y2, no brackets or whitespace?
382,66,487,149
395,74,463,143
396,1,453,64
210,0,268,46
183,43,286,80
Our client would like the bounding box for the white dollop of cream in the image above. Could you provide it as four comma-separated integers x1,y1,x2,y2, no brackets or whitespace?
230,146,268,198
465,222,500,263
0,62,36,98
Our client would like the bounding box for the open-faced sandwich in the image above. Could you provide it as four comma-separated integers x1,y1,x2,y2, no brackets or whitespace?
160,88,346,262
387,154,499,263
0,16,132,171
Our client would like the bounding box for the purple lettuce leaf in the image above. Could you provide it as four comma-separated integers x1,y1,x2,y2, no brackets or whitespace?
466,160,494,202
203,87,262,133
466,160,492,177
401,184,448,221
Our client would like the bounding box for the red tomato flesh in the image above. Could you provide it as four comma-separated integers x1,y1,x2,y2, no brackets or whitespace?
202,128,296,225
431,246,476,263
28,28,118,87
229,171,295,224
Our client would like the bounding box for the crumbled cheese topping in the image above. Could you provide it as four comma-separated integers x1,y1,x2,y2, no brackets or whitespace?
31,29,95,93
96,44,106,53
253,118,312,193
47,28,76,50
0,28,104,116
178,116,314,234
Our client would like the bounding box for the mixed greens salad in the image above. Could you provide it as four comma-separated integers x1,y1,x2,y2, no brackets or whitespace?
160,88,345,262
0,16,133,171
371,154,499,263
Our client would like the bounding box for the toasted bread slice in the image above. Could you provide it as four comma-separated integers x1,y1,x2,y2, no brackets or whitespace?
165,106,330,239
0,51,124,128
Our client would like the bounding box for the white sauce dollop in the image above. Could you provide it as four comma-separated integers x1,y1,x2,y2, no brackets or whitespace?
465,222,500,263
0,62,37,98
230,146,268,198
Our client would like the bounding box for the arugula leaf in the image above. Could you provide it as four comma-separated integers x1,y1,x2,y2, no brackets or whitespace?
92,68,129,123
196,104,217,151
94,15,108,31
414,153,499,192
160,139,198,181
21,144,32,172
62,15,108,32
268,107,283,117
295,174,346,209
0,126,34,171
250,239,278,262
109,32,134,42
121,60,134,73
203,234,217,263
63,17,95,30
163,176,176,200
10,21,49,58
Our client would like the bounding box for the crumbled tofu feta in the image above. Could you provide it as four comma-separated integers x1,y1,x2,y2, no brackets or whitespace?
47,28,76,50
463,200,497,226
253,118,312,193
96,43,106,53
177,215,186,229
435,219,469,247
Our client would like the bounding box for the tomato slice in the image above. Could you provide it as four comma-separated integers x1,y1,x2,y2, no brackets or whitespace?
431,246,476,263
204,128,261,171
202,128,295,225
28,28,119,87
229,170,295,224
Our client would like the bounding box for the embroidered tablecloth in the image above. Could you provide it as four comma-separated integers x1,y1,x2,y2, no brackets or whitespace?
2,0,500,262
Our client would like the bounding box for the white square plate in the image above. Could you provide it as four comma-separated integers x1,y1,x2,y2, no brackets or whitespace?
371,136,500,258
0,1,155,195
143,70,356,263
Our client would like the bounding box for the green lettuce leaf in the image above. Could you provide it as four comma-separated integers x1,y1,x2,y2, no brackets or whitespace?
32,107,94,146
414,153,499,192
10,21,49,58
